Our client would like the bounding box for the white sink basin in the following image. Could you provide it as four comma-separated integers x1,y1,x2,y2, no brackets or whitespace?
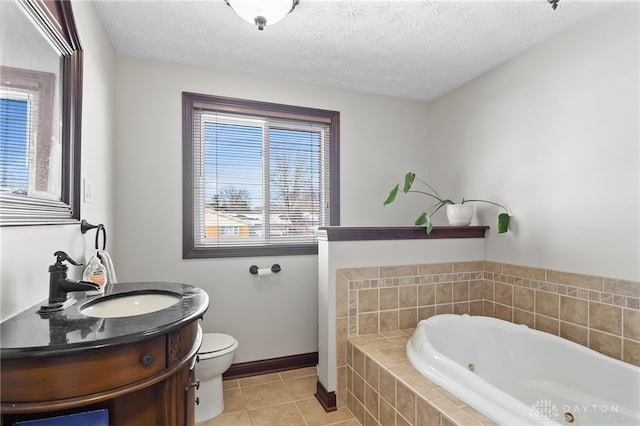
80,292,181,318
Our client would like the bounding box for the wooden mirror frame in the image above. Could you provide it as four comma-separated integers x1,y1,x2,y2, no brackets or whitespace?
0,0,83,225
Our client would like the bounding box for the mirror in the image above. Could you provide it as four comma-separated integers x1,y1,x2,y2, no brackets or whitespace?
0,0,82,225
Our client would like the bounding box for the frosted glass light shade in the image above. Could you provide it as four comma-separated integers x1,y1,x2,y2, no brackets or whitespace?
226,0,298,30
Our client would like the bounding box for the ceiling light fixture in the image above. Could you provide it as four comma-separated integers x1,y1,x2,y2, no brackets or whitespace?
548,0,559,10
225,0,300,30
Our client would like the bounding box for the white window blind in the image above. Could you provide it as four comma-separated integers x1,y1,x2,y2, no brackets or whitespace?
1,93,34,195
183,93,339,258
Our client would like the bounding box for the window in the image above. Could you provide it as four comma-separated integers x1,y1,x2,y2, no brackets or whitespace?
0,96,30,194
0,70,57,199
183,93,339,258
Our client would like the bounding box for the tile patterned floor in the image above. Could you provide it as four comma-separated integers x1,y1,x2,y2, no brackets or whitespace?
197,367,360,426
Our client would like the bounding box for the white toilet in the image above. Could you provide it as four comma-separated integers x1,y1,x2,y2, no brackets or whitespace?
195,332,238,423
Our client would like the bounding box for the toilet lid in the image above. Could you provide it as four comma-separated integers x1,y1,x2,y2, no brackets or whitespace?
200,333,236,354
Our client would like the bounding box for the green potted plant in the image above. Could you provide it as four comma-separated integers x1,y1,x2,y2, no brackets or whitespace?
383,172,511,234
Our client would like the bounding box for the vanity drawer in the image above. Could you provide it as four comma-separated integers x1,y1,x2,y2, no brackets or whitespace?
1,336,167,403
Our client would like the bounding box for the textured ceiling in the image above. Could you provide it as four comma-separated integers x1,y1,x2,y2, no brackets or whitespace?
93,0,611,102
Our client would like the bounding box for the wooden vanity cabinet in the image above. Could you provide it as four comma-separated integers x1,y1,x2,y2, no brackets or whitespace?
1,322,201,426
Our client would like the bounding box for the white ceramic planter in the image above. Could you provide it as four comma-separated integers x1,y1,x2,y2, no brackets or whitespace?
446,204,473,226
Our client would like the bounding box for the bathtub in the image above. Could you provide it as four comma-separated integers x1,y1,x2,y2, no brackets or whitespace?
407,314,640,426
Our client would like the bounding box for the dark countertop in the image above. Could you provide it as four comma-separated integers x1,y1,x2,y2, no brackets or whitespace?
0,282,209,359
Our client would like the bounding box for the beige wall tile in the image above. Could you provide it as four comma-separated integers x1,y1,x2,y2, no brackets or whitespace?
436,282,453,304
418,262,453,275
494,282,513,306
399,308,417,329
536,291,559,318
560,322,588,347
453,281,470,302
470,280,483,300
380,287,399,310
337,274,349,318
604,278,640,298
430,398,477,425
379,397,395,426
535,315,559,336
399,285,418,308
442,418,456,426
483,261,502,274
483,280,494,301
514,286,534,312
396,381,416,424
418,306,436,321
353,370,365,405
418,284,435,306
337,317,349,367
365,383,379,421
359,313,379,335
380,310,399,333
589,302,622,335
381,265,417,278
396,413,411,426
560,296,588,326
353,347,365,377
494,304,513,322
453,302,470,315
589,329,622,360
340,267,380,281
351,390,365,425
436,304,453,315
346,343,353,371
454,261,483,272
463,406,499,426
514,309,534,328
416,398,441,426
624,309,640,340
470,300,484,316
547,270,603,291
623,339,640,367
365,357,380,389
339,366,348,408
483,301,495,317
503,263,545,281
364,410,377,426
359,289,379,313
378,368,396,407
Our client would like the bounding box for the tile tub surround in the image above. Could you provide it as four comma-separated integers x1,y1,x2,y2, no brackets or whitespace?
346,331,497,426
335,261,640,419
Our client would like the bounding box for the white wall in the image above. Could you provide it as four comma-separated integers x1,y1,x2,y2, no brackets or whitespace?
0,1,116,320
113,57,429,362
424,3,639,282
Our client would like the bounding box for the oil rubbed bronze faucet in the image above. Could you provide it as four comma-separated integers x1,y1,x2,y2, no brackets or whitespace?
38,251,100,314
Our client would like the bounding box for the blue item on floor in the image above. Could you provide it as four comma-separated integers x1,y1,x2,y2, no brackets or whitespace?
12,409,108,426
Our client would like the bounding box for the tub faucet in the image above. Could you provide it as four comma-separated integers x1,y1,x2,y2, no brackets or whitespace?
39,251,100,313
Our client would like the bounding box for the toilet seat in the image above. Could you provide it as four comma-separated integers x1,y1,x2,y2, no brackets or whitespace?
199,333,237,359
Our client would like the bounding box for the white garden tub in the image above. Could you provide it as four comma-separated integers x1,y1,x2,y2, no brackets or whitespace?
407,314,640,426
